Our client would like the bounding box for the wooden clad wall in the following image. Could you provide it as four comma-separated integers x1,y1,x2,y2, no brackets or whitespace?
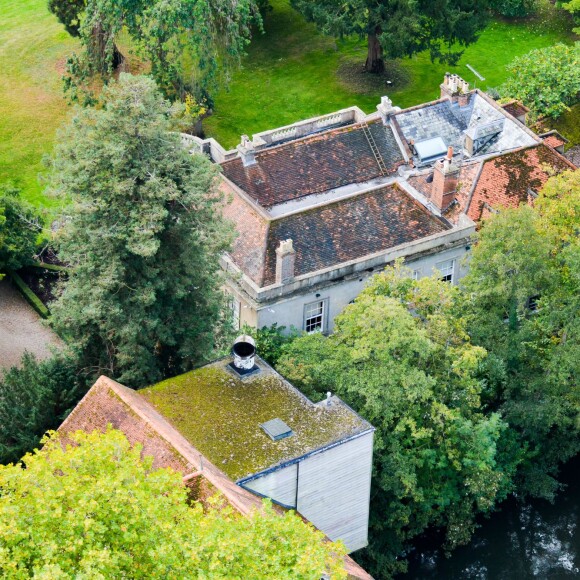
243,463,298,508
296,432,374,553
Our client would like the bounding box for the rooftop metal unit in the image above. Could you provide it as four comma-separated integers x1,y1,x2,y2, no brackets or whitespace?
260,418,294,441
414,137,448,164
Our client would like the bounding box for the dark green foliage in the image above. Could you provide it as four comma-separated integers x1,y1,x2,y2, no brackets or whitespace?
462,170,580,499
290,0,491,73
47,0,85,36
0,353,86,465
0,184,41,273
278,265,517,577
48,74,233,387
241,323,299,366
8,271,50,319
491,0,536,18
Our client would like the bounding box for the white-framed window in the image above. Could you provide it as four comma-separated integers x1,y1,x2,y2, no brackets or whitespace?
229,297,240,330
436,259,455,283
304,300,326,333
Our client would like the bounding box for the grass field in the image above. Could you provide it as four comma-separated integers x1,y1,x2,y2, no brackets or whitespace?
0,0,78,212
205,0,576,147
0,0,576,211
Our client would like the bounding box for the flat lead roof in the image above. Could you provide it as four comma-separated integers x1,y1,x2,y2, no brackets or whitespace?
140,357,372,480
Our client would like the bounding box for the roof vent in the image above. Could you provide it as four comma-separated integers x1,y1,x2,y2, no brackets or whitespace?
414,137,448,164
260,418,293,441
229,335,258,376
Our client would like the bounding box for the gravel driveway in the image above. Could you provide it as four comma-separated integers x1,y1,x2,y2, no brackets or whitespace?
0,278,63,372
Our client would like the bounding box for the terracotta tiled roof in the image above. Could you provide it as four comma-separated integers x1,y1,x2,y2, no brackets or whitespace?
540,130,568,149
466,143,576,222
221,183,270,285
261,184,450,286
501,100,529,119
406,162,482,224
221,121,404,208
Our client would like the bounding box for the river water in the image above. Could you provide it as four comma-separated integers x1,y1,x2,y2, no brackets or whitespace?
400,457,580,579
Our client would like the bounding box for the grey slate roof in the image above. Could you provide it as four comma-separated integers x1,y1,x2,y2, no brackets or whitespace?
394,93,537,164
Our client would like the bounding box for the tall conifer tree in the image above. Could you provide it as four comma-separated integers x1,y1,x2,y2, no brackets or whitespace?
48,74,233,386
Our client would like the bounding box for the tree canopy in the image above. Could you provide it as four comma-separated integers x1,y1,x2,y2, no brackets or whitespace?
0,184,41,273
290,0,490,73
500,42,580,119
0,353,86,466
278,264,517,576
47,74,233,386
462,169,580,498
50,0,260,103
0,428,346,578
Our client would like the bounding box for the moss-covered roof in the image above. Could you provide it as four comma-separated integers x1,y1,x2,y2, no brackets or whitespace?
140,358,371,481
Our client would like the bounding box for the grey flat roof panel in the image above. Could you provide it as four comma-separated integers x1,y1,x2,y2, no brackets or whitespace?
260,418,293,441
415,137,447,162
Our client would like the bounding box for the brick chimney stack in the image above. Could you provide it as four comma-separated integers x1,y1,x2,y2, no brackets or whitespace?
275,239,296,284
431,146,459,212
440,73,470,106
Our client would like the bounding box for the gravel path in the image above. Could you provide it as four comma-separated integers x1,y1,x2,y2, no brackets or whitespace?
0,278,63,371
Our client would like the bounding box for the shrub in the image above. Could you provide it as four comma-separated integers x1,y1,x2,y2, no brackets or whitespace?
492,0,537,17
0,184,42,273
240,323,300,366
0,352,87,464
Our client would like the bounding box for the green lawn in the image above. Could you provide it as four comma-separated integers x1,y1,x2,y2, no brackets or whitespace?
205,0,576,148
0,0,576,212
0,0,77,212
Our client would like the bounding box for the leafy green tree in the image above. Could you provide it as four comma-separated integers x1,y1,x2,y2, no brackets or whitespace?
491,0,536,17
290,0,490,74
0,428,346,578
52,0,260,102
47,0,85,36
47,74,233,387
0,352,86,465
462,170,580,498
278,263,516,577
500,42,580,119
240,323,300,366
558,0,580,33
0,184,41,273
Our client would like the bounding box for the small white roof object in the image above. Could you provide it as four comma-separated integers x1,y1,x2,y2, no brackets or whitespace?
414,137,448,162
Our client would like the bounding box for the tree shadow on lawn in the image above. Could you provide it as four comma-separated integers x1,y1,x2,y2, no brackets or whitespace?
336,57,412,95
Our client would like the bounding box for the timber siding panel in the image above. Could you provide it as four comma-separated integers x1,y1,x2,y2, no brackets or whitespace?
243,463,298,508
297,432,374,553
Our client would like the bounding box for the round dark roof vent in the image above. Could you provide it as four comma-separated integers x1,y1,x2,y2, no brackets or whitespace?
232,335,256,371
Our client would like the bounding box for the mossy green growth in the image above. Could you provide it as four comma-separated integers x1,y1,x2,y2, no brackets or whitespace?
141,360,369,481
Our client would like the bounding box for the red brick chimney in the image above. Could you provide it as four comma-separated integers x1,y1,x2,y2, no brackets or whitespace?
431,147,459,212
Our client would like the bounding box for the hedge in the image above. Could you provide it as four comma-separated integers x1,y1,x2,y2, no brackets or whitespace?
7,270,50,319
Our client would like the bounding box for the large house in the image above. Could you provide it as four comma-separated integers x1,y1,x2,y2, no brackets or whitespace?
182,74,575,333
58,339,374,577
